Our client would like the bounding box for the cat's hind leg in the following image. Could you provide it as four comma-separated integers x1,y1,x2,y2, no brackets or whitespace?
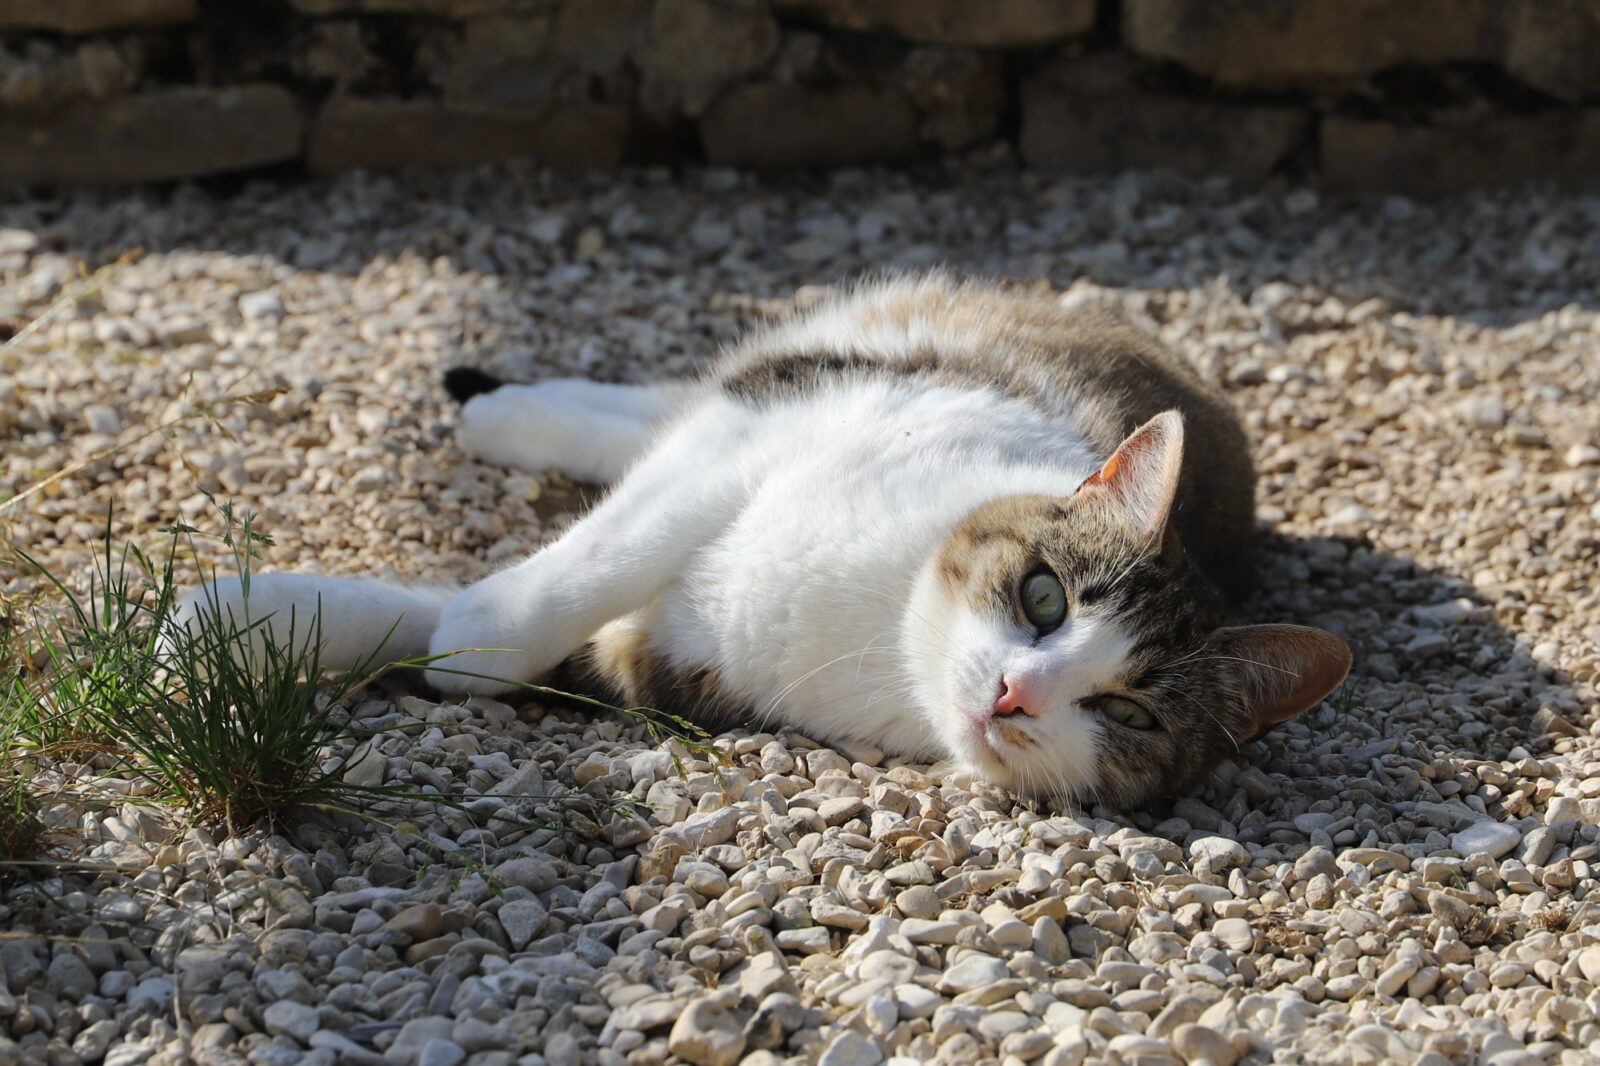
425,394,752,694
168,573,451,673
454,378,696,483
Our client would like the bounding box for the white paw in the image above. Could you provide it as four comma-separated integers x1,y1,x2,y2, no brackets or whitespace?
457,384,645,481
458,389,557,471
424,590,541,695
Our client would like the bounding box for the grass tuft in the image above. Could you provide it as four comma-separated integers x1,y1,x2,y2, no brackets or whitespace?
4,497,721,840
7,499,425,833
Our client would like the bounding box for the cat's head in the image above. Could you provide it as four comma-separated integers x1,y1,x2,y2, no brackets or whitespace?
904,410,1351,807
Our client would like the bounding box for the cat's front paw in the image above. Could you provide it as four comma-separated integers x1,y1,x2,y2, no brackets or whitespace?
424,591,541,695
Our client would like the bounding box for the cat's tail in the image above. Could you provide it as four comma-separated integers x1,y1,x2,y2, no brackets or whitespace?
442,367,504,403
166,573,452,675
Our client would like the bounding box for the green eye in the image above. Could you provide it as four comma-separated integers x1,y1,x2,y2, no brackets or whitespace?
1020,570,1067,632
1092,696,1158,731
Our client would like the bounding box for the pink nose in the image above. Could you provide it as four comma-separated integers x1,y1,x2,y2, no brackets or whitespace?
993,675,1032,717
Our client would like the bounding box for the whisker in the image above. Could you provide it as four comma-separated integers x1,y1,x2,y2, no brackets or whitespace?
756,633,901,725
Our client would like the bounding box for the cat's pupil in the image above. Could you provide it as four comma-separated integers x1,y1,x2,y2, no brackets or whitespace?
1021,570,1067,631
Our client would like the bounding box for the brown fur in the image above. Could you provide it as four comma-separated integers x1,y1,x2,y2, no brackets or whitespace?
578,613,746,729
718,277,1257,600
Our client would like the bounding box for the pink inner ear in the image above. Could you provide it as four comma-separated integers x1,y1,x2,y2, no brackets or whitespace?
1075,411,1184,538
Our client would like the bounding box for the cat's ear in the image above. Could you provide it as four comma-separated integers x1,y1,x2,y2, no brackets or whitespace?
1075,410,1184,540
1217,624,1353,742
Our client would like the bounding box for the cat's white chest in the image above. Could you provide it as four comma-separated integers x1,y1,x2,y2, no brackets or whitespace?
645,381,1098,753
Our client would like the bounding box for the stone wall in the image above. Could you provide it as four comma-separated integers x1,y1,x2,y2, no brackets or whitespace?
3,0,1598,192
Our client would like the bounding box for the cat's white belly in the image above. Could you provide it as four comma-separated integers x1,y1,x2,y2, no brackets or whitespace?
644,380,1098,755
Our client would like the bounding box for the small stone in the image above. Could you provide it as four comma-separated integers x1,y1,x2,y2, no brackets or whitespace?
1426,891,1477,928
452,1017,513,1053
818,1029,884,1066
342,742,386,787
1461,394,1507,429
615,995,682,1032
1294,845,1339,881
72,1020,121,1062
494,857,559,891
812,899,868,931
83,404,122,435
658,807,743,849
497,899,547,950
1189,835,1247,870
977,1011,1033,1040
856,950,917,984
1323,974,1364,1001
732,951,799,1001
1212,918,1253,951
1033,917,1071,964
262,1000,320,1044
1404,632,1450,657
884,860,935,885
989,919,1033,950
1575,946,1600,984
1489,961,1528,988
895,984,941,1019
46,953,97,1000
1409,599,1475,627
126,977,174,1012
896,885,941,919
240,289,285,320
938,953,1009,994
1172,1022,1239,1066
1337,908,1381,936
1519,828,1556,866
383,904,445,942
900,918,961,944
418,1039,466,1066
746,992,808,1050
1294,812,1338,835
1304,873,1336,910
668,998,746,1066
1375,956,1420,997
1563,444,1600,467
1451,821,1523,859
775,927,831,954
818,796,865,825
1532,707,1581,738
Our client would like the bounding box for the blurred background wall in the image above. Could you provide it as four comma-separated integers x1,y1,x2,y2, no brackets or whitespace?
2,0,1597,193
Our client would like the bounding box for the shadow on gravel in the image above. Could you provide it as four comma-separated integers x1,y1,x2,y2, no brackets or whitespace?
1112,528,1587,860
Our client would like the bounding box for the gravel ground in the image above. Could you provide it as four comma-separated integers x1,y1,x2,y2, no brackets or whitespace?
2,160,1599,1066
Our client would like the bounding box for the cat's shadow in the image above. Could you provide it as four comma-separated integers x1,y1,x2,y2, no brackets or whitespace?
1094,528,1585,858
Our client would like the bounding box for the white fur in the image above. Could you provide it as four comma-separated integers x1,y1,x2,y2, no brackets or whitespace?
169,574,449,670
457,379,694,481
181,281,1168,793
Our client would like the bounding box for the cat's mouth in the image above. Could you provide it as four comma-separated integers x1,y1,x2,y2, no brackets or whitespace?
970,714,1038,766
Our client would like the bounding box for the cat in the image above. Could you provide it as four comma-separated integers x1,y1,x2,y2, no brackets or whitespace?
177,275,1351,807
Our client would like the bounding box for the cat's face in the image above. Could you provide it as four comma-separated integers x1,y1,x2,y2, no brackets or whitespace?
904,412,1351,807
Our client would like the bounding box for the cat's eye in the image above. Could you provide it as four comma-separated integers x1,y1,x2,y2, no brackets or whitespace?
1090,695,1158,731
1020,570,1067,632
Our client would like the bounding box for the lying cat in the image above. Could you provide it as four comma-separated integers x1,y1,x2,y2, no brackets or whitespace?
180,276,1350,806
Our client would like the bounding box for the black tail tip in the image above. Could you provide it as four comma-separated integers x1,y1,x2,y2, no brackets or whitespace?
443,366,504,403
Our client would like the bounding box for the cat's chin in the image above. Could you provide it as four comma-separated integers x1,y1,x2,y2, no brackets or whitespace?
956,724,1101,802
957,727,1027,790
